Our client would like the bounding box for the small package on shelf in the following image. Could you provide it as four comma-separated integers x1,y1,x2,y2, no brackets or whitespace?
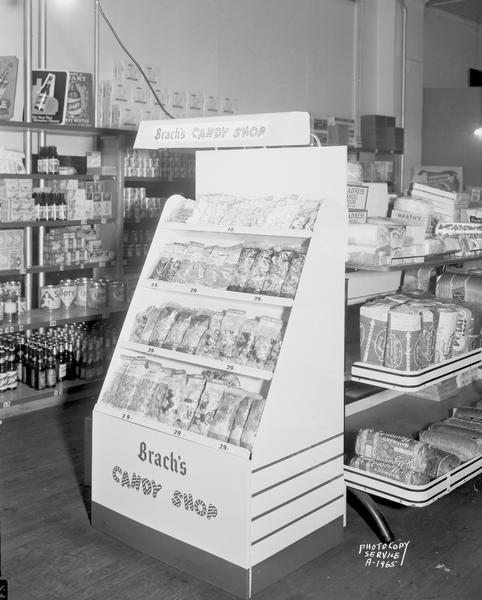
233,319,259,365
347,244,392,267
138,307,164,345
227,247,260,292
189,380,226,435
243,247,273,294
261,248,295,297
148,304,180,347
178,313,211,354
99,354,134,405
156,371,187,425
175,375,206,430
216,309,246,359
196,313,223,357
249,316,283,370
348,223,390,247
452,406,482,422
240,396,266,450
280,251,305,298
115,357,147,410
208,387,246,442
228,396,254,446
129,361,169,413
162,310,193,350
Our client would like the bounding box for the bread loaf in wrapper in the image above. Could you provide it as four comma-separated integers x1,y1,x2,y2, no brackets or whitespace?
404,302,438,368
425,447,460,478
434,306,458,362
359,301,391,366
429,423,482,448
452,406,482,422
436,273,482,304
419,428,480,461
355,429,431,472
384,306,422,371
444,417,482,434
347,244,391,267
450,304,473,356
350,455,430,485
366,218,406,249
348,223,390,247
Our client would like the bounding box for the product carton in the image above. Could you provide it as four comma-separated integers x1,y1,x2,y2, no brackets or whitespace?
203,94,220,116
0,56,19,121
114,60,140,84
186,91,204,117
220,96,236,115
168,89,187,118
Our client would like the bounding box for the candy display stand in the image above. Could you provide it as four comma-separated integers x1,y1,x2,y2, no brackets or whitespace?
91,113,347,598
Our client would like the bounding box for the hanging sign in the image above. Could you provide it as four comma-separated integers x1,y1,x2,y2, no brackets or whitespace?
134,111,311,149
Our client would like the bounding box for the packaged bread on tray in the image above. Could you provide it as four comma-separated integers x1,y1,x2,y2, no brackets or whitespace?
384,306,422,371
419,428,480,461
350,456,431,485
359,300,392,366
355,429,432,472
452,406,482,422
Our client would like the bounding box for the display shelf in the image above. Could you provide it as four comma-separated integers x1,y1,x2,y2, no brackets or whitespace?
162,221,313,238
0,173,116,180
351,349,481,392
0,218,113,229
347,146,403,155
0,268,24,277
0,303,128,334
28,261,112,273
96,402,250,458
0,376,103,410
93,137,347,598
142,279,295,307
121,340,274,381
344,387,482,507
124,176,195,185
344,454,482,507
346,250,482,272
0,119,136,137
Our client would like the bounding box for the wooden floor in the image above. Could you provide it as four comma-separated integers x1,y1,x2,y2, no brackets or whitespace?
0,395,481,600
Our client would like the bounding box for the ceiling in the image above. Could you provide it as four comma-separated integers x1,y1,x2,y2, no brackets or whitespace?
426,0,482,25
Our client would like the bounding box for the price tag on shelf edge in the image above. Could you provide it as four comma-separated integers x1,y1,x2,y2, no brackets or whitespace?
49,319,57,327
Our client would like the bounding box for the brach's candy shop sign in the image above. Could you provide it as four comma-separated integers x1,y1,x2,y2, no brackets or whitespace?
134,112,312,149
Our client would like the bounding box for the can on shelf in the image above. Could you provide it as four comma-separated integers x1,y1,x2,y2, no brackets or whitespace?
107,281,126,307
87,280,107,309
40,284,61,311
74,277,92,307
58,278,76,310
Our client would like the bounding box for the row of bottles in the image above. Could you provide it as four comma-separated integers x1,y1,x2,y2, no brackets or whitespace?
0,322,120,393
37,145,60,174
33,191,68,221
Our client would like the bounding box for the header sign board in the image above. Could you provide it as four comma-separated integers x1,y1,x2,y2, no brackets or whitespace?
134,111,311,149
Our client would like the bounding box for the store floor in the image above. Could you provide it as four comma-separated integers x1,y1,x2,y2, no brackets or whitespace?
1,396,481,600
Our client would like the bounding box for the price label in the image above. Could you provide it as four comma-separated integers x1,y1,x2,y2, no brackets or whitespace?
18,325,24,332
253,295,262,302
101,217,107,224
150,281,159,289
189,287,198,294
20,268,27,275
147,346,155,354
81,219,88,225
8,326,14,333
101,313,110,320
172,428,183,437
227,226,235,232
225,364,234,372
80,263,85,269
59,265,64,271
99,261,106,268
50,319,57,327
0,328,3,335
122,413,132,421
218,443,228,451
3,400,11,408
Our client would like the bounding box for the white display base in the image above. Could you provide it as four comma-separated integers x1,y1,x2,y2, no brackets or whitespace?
351,349,482,392
344,454,482,507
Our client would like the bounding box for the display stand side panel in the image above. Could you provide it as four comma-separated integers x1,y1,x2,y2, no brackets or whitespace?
92,410,251,569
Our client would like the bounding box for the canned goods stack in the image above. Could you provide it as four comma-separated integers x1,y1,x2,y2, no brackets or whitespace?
123,228,153,260
123,187,164,220
0,321,121,392
40,278,126,312
124,149,160,178
123,148,195,180
0,281,26,324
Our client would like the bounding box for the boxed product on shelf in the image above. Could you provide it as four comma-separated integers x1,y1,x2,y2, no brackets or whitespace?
0,229,23,270
65,71,94,127
0,178,35,221
0,56,19,121
43,225,111,266
0,148,26,174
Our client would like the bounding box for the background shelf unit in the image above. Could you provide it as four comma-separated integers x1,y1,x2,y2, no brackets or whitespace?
92,144,347,598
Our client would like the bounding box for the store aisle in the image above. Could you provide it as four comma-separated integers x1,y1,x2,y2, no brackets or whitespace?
0,398,481,600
